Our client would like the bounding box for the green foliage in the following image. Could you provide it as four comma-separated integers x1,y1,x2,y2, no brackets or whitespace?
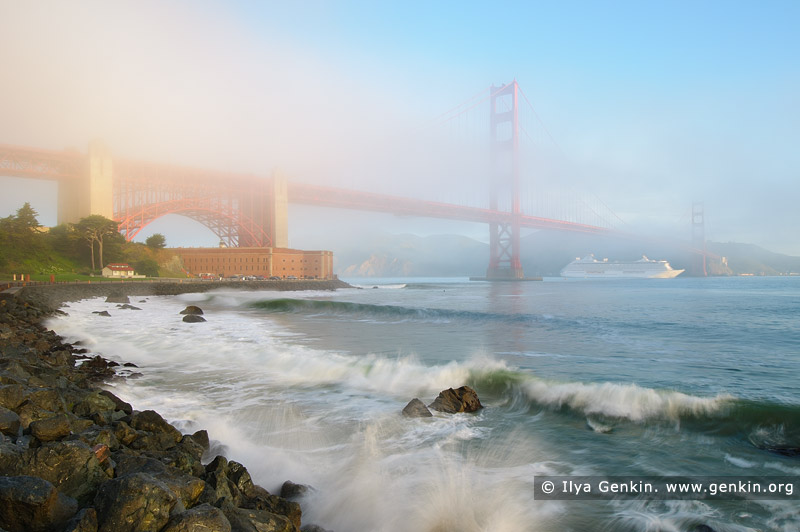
75,214,120,270
145,233,166,249
134,258,160,277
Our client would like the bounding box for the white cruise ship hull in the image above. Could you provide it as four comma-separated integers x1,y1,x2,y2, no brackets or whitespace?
560,255,685,279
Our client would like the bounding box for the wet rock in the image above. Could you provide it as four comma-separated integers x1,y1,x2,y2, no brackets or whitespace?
92,311,111,317
0,475,78,532
98,389,133,415
105,294,130,304
182,314,206,323
0,405,21,437
116,304,141,310
29,414,71,441
0,384,26,410
190,429,210,450
73,391,117,419
115,455,206,509
691,526,716,532
26,440,110,505
428,386,483,414
16,401,56,429
130,410,182,443
301,525,332,532
221,501,295,532
179,306,204,315
402,398,433,418
93,472,178,532
162,503,232,532
280,480,310,500
63,507,98,532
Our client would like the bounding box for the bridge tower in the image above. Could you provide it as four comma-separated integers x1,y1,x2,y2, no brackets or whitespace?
486,80,525,280
691,201,707,276
57,140,114,224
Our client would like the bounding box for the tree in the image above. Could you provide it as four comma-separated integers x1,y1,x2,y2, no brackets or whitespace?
145,233,166,249
14,202,41,231
134,258,160,277
75,215,119,271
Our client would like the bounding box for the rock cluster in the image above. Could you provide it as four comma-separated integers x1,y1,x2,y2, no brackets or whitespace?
402,385,484,417
0,295,320,532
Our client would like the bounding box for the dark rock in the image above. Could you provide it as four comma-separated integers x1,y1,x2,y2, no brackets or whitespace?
162,503,232,532
221,501,295,532
92,311,111,317
123,362,138,368
191,429,210,450
93,472,178,532
16,402,56,430
105,294,130,304
182,315,206,323
0,475,78,532
99,389,133,415
402,398,433,418
179,306,204,315
29,414,71,442
691,526,716,532
130,410,182,443
428,385,483,414
117,304,141,310
0,384,26,410
301,525,332,532
0,406,21,437
73,391,117,418
26,440,110,505
63,507,98,532
115,455,205,509
280,480,310,500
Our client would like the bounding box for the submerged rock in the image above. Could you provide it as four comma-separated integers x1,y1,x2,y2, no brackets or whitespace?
92,311,111,317
402,398,433,418
117,304,141,311
179,306,204,315
280,480,311,499
182,315,206,323
428,386,483,414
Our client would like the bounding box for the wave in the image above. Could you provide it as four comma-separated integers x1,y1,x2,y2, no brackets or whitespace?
250,297,551,325
467,369,800,449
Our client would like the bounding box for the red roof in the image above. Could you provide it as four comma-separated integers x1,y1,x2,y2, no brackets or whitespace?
105,263,134,271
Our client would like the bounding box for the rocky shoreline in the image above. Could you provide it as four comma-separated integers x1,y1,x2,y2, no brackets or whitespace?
0,284,342,532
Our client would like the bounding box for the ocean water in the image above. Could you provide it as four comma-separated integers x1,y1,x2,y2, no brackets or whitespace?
47,276,800,531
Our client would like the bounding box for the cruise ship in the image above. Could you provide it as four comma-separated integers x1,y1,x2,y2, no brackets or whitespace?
560,255,685,279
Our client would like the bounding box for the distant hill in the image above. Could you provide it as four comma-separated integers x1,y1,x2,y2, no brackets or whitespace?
331,231,800,277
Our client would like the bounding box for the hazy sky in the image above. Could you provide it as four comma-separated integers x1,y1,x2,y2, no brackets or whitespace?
1,1,798,254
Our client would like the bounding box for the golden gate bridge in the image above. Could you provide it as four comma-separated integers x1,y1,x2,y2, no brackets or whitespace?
0,81,709,277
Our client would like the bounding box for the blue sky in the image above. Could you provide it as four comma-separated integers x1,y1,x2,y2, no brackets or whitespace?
1,1,798,254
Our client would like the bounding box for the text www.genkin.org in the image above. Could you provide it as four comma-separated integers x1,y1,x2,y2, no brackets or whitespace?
534,476,798,500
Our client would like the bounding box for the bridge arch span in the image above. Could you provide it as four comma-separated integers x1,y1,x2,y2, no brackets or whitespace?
116,197,272,248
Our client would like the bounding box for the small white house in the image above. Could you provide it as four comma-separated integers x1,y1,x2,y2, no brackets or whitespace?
102,263,136,278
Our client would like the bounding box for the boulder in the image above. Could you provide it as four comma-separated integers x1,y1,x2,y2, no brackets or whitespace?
0,384,26,410
0,406,21,437
130,410,182,444
93,473,179,532
26,440,110,505
115,455,206,509
29,414,71,442
63,507,98,532
301,526,332,532
428,386,483,414
99,389,133,415
179,306,204,316
222,502,295,532
92,311,111,317
117,304,141,311
0,475,78,532
280,480,310,500
162,503,232,532
402,398,433,418
182,315,206,323
105,294,130,304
